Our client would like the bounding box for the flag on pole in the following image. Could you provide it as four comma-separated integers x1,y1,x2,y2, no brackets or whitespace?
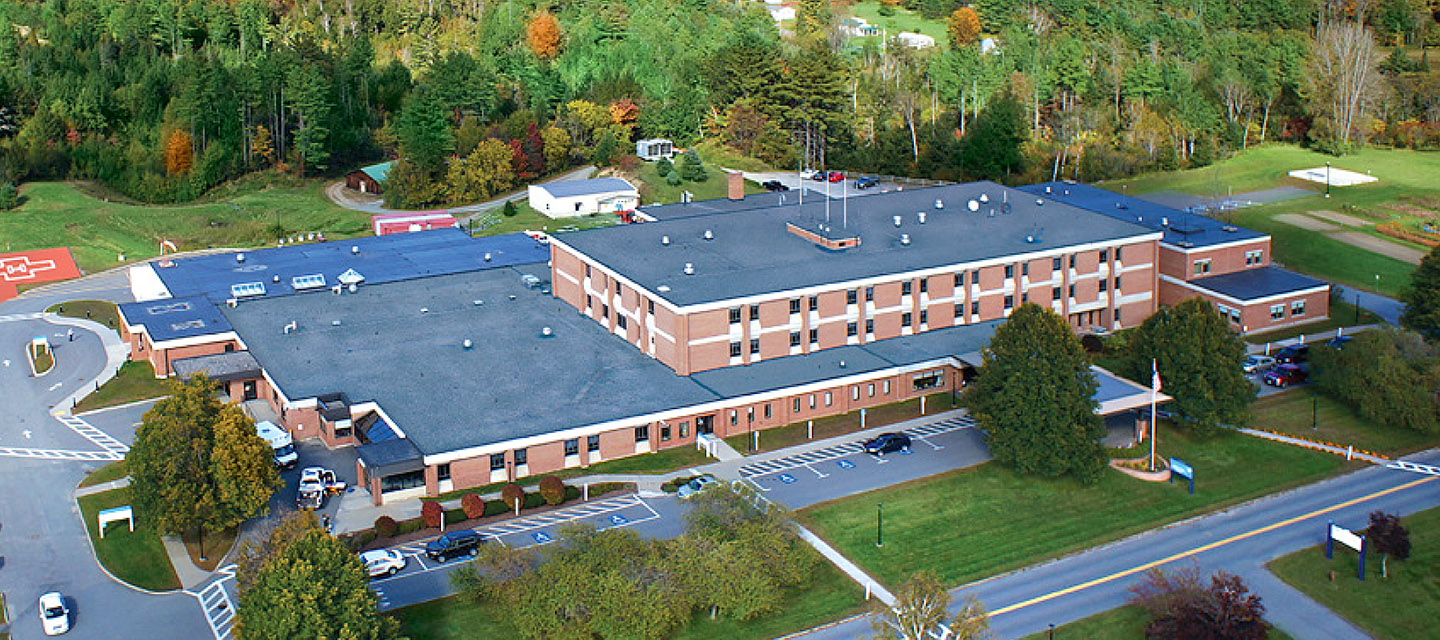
1151,360,1162,394
159,239,178,255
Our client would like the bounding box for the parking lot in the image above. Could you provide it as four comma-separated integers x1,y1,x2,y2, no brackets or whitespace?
744,171,911,200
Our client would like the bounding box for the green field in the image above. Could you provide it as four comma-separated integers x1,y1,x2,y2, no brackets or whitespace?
1250,389,1440,457
799,423,1351,588
1,177,369,273
632,148,767,206
78,460,129,488
391,549,866,640
1103,145,1440,298
74,361,168,414
47,300,123,334
76,487,181,591
1020,604,1296,640
1269,505,1440,639
847,1,948,45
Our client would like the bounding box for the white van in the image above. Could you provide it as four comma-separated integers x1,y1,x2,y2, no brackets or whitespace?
256,420,298,469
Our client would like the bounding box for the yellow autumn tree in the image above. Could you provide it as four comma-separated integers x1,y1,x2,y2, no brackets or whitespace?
164,129,194,175
527,10,562,60
252,125,275,167
948,7,981,47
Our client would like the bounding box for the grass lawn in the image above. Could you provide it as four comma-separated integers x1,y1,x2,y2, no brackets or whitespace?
78,460,128,488
74,361,168,414
31,343,54,375
1250,390,1440,457
183,527,237,572
469,201,619,237
0,176,369,273
46,300,122,335
847,1,948,44
390,548,866,640
799,423,1352,588
1245,298,1384,344
724,392,959,454
1268,505,1440,639
1019,604,1296,640
76,487,181,591
633,155,766,206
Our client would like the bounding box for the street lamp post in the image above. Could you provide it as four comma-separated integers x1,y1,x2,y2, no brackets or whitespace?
1312,390,1318,431
876,503,884,548
1049,623,1055,639
1355,293,1361,325
1325,161,1332,198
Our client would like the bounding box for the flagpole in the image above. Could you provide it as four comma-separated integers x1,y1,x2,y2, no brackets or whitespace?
1150,359,1158,472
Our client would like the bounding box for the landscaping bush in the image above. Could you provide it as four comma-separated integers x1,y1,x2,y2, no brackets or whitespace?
588,482,627,497
539,476,566,506
662,475,696,493
484,499,510,517
373,515,398,539
564,486,581,501
396,517,426,535
656,156,673,177
461,493,486,518
445,508,467,525
501,483,526,511
523,493,546,509
501,200,518,217
421,500,444,528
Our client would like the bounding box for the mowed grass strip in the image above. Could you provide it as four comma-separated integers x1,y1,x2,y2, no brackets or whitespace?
74,361,168,414
76,487,181,591
1019,604,1296,640
1250,390,1440,457
799,424,1351,588
1268,505,1440,640
47,300,123,334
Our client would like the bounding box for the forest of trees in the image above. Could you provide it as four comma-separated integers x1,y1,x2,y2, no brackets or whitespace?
0,0,1437,205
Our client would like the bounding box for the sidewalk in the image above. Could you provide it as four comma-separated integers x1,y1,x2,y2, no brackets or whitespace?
1244,324,1380,355
1233,427,1388,464
43,314,131,414
160,536,214,590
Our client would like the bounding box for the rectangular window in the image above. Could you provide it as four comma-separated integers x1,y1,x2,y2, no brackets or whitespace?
437,463,451,481
730,342,741,357
1004,295,1014,310
490,453,506,471
617,315,628,329
585,264,592,277
793,398,801,413
865,287,874,302
747,407,754,424
1052,288,1062,301
1100,249,1109,263
601,304,609,319
809,295,818,311
1098,279,1108,293
883,380,891,394
1193,259,1212,276
381,469,426,493
847,290,858,305
585,294,593,310
679,421,689,438
1052,257,1062,270
1246,250,1264,266
1069,255,1076,269
971,301,980,315
729,307,741,324
809,328,818,343
1116,247,1124,261
730,410,738,426
1022,263,1029,277
824,391,833,406
790,331,801,346
1114,276,1122,290
648,300,655,314
847,322,858,336
1004,265,1014,279
588,435,601,452
1271,304,1285,320
919,310,928,325
920,279,928,293
865,319,874,333
901,313,912,327
749,338,760,354
954,272,964,287
868,383,875,397
852,386,860,401
972,269,980,284
564,439,579,456
902,281,912,295
954,302,963,317
1292,300,1307,316
514,448,527,466
661,425,672,441
749,303,760,319
634,426,649,442
764,404,772,419
1021,293,1029,304
789,298,801,314
809,394,816,409
1114,310,1122,325
1069,284,1076,298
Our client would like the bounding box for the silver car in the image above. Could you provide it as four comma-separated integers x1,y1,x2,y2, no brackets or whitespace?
358,549,407,578
676,474,718,499
1242,354,1275,374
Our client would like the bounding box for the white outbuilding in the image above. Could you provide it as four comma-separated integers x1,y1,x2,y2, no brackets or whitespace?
528,178,640,218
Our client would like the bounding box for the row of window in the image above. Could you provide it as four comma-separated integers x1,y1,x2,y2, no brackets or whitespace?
1269,300,1308,320
1194,250,1266,277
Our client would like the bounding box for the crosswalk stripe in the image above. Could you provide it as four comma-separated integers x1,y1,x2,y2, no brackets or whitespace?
739,416,974,478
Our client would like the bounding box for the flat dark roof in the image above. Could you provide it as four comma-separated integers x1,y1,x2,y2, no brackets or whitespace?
172,351,261,383
558,182,1159,307
1017,182,1267,249
118,296,233,342
153,229,548,304
1189,266,1328,302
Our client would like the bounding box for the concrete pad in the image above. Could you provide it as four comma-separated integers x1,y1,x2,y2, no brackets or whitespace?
1327,231,1426,265
1275,213,1339,232
1304,209,1369,227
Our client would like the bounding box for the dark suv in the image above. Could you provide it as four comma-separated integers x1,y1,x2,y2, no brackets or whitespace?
1275,344,1309,364
863,433,911,456
425,530,483,562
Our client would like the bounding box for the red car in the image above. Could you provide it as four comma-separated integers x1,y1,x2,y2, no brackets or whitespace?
1262,364,1308,388
827,171,845,183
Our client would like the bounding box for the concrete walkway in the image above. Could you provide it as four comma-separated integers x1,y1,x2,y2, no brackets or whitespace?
160,536,215,591
1245,324,1380,355
45,314,131,414
1234,427,1388,464
74,476,131,497
795,524,896,606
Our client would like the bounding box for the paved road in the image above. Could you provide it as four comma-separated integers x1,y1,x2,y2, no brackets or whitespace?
1352,289,1404,326
792,451,1440,640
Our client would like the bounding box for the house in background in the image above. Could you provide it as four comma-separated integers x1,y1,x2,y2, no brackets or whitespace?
528,178,640,218
842,17,882,37
635,139,675,161
896,32,936,49
346,161,392,194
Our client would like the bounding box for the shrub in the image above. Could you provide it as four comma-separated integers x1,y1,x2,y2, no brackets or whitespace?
665,171,682,186
563,485,581,501
421,500,444,528
588,482,627,497
445,508,467,525
397,518,426,535
484,499,510,517
0,182,19,210
524,492,546,509
656,157,673,177
539,476,566,506
662,475,696,493
617,155,641,172
374,515,398,539
461,493,486,518
502,200,518,217
501,483,526,511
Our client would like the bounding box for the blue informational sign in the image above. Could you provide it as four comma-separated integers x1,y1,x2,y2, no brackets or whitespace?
532,531,552,544
836,459,856,470
778,473,797,484
610,514,628,525
1169,457,1195,494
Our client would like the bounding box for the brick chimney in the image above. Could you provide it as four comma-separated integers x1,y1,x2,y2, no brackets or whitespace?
727,171,744,201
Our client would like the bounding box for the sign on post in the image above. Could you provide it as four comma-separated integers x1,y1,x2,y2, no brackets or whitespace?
1326,520,1367,581
1169,457,1194,494
97,505,134,538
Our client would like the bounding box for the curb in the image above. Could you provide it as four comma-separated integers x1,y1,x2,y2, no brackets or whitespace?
76,395,167,418
72,491,183,596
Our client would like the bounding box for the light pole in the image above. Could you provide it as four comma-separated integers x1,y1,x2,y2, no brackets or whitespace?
876,503,884,548
1325,161,1332,198
1355,292,1361,325
1312,390,1318,431
1049,623,1055,639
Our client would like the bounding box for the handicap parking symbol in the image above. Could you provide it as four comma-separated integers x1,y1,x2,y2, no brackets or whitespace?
610,514,629,525
532,531,553,544
778,473,797,484
835,459,856,470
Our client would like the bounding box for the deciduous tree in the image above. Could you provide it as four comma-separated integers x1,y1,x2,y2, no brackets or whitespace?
1402,245,1440,341
164,129,194,175
446,139,515,203
527,10,563,60
948,8,981,48
1366,510,1411,578
962,304,1105,483
540,125,571,171
1311,328,1440,433
1130,567,1266,640
1124,297,1254,437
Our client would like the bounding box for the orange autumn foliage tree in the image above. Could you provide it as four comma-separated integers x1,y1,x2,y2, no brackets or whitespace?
948,7,981,47
164,129,194,175
608,98,639,126
527,10,562,60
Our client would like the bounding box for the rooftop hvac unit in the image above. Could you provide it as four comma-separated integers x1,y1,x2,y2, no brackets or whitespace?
967,200,980,212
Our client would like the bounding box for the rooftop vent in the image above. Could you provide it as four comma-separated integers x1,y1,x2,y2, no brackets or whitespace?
980,193,990,204
918,211,927,224
658,285,672,292
838,360,847,369
1063,189,1070,196
1162,217,1170,226
521,274,542,288
508,295,517,301
703,229,714,241
463,339,473,350
661,235,670,246
1025,234,1037,243
351,245,360,255
1178,241,1195,248
236,253,246,263
1223,225,1239,233
1116,202,1128,210
474,300,484,306
967,199,980,212
283,320,298,334
272,275,281,284
420,307,429,314
1035,199,1045,206
331,320,341,326
684,262,695,276
348,283,357,293
226,298,238,308
900,233,911,246
934,199,944,209
541,327,554,338
893,215,903,227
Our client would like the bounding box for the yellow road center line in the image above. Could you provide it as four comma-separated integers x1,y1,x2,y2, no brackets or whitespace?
988,475,1437,618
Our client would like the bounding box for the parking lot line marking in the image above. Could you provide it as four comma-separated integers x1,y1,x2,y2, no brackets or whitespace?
805,463,829,478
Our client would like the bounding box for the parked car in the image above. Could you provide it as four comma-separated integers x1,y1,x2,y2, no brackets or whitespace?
1326,335,1353,350
358,549,407,578
854,176,879,190
1274,344,1309,364
676,474,719,499
1242,354,1276,374
863,432,911,456
39,592,69,636
826,171,845,183
425,529,484,562
761,180,789,192
808,170,828,181
1263,364,1308,388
